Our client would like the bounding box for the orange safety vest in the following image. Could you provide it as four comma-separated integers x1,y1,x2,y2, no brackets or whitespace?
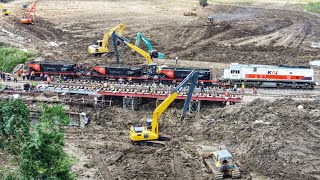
225,91,229,96
47,77,51,83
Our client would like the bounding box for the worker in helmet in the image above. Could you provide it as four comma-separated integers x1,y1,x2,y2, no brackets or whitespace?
201,81,205,93
241,83,245,94
225,90,230,97
252,86,257,94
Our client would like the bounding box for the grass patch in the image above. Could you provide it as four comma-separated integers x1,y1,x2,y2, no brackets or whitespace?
0,48,35,72
304,1,320,13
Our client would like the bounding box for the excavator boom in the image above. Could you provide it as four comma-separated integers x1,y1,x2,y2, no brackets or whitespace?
112,31,153,64
88,22,125,55
151,70,199,132
21,0,36,24
130,70,199,145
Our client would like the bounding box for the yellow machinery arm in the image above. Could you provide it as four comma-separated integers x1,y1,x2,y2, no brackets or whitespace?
88,22,125,55
101,22,125,52
150,92,179,136
129,70,199,145
126,43,153,64
112,32,153,64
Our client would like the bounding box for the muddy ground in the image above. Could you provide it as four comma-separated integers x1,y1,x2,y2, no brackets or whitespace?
64,98,320,180
1,0,320,67
1,0,320,179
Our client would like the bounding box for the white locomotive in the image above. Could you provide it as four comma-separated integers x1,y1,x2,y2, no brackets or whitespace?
223,63,315,88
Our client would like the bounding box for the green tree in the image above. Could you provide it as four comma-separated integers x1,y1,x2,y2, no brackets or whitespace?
19,105,75,180
0,98,30,155
0,48,35,72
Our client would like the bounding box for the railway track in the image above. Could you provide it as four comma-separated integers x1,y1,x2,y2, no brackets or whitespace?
1,79,319,101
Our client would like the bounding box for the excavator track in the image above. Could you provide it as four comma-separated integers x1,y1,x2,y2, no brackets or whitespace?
203,158,223,180
232,167,241,179
131,135,171,148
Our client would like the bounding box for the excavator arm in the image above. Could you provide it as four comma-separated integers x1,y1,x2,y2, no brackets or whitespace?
21,0,36,24
88,22,125,55
129,70,199,144
150,70,199,133
135,32,164,59
112,31,153,64
101,22,125,51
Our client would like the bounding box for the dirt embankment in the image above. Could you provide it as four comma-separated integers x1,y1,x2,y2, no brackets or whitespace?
2,2,320,67
65,98,320,180
188,99,320,180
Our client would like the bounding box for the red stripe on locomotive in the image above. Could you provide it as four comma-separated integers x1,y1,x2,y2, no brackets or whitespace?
245,74,304,80
28,64,41,71
93,66,106,75
161,69,175,79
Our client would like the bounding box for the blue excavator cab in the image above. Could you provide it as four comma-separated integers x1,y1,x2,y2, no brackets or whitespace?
135,32,164,59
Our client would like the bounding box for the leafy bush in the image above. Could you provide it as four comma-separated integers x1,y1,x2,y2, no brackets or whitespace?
19,105,75,180
0,0,14,3
0,101,75,180
0,98,30,155
0,48,35,72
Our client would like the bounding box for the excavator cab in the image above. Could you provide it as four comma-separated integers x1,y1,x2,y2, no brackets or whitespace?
146,119,152,130
21,16,32,24
22,3,28,11
150,50,159,58
97,40,103,47
88,40,103,55
2,9,10,16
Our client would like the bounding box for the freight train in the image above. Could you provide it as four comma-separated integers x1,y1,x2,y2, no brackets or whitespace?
27,62,316,89
28,62,212,83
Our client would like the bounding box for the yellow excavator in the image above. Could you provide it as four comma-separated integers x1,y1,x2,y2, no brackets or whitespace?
0,4,11,16
129,70,199,147
88,22,125,56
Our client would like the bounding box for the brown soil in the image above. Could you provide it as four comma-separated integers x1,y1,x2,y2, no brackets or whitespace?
1,0,320,67
64,98,320,180
1,0,320,179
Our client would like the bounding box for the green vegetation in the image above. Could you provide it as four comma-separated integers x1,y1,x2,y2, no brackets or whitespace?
199,0,208,7
0,48,35,72
304,1,320,13
0,99,75,180
20,105,75,180
0,99,30,155
0,0,14,3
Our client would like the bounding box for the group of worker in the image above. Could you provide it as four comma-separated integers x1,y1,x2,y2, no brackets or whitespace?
3,68,70,86
11,69,36,82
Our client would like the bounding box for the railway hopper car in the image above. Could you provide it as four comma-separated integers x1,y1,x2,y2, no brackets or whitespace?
223,63,315,88
28,62,80,76
159,67,211,81
92,64,143,77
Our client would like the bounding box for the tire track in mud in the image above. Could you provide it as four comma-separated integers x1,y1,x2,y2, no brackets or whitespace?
91,151,113,180
173,149,185,179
